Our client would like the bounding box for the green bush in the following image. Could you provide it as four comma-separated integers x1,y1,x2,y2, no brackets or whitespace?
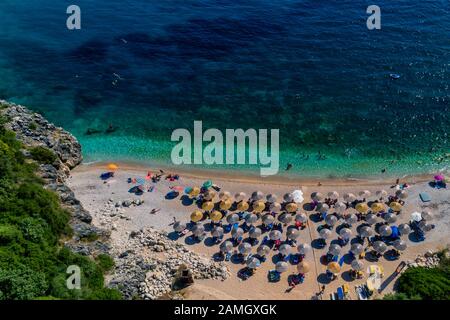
28,122,37,130
29,146,57,164
96,254,115,273
396,267,450,300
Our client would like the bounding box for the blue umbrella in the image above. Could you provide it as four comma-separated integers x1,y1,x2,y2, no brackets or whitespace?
135,178,146,185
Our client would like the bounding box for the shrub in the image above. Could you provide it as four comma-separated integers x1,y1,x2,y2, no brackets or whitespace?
396,267,450,300
28,122,37,130
96,254,115,272
29,146,57,164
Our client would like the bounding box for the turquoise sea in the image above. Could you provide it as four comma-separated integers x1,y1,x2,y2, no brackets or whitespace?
0,0,449,178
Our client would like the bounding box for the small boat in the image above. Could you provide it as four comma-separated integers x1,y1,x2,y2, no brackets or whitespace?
390,73,401,80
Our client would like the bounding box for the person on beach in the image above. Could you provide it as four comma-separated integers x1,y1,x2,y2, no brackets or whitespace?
149,208,161,215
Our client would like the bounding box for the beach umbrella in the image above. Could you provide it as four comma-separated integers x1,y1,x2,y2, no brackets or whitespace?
373,241,387,254
202,180,213,189
219,199,232,211
295,213,308,223
107,163,118,171
345,213,358,225
257,245,271,256
389,202,402,212
237,201,249,212
238,242,252,255
395,190,408,199
355,203,369,214
252,201,266,213
203,190,216,201
343,193,356,202
173,221,186,232
398,223,411,236
231,227,244,239
135,178,146,186
319,228,332,239
249,227,262,239
184,186,193,194
192,224,205,237
351,243,364,256
327,262,341,274
283,193,294,203
365,213,378,225
251,191,264,201
325,214,338,227
275,261,289,273
269,202,282,213
262,214,275,226
334,202,347,214
376,190,388,198
269,230,282,241
317,203,330,213
393,239,407,251
434,174,445,181
201,201,214,211
190,210,203,222
209,210,223,222
371,202,385,213
292,190,304,203
211,226,224,238
234,192,247,202
359,226,374,238
359,190,371,198
311,192,324,202
328,244,342,256
297,243,312,255
188,187,200,197
328,191,340,200
339,228,353,240
266,194,278,203
297,261,311,274
351,259,364,271
286,202,298,213
279,244,292,256
379,225,392,237
279,213,293,224
219,191,232,200
421,209,433,221
418,221,433,232
383,212,397,224
246,257,261,269
226,213,239,224
220,241,233,253
245,213,259,225
287,228,300,240
411,211,422,222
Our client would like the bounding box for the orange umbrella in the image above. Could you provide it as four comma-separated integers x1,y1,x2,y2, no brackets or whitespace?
327,262,341,274
297,261,310,274
107,163,118,171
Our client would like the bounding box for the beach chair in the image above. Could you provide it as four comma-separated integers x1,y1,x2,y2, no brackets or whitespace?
336,287,344,300
342,284,349,297
225,252,231,261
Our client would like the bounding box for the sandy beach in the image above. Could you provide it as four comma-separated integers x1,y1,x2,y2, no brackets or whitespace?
67,162,450,300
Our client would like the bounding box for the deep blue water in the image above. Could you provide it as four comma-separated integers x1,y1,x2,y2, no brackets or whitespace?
0,0,449,177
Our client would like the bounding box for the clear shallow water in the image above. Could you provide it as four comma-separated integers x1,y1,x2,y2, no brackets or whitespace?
0,0,449,177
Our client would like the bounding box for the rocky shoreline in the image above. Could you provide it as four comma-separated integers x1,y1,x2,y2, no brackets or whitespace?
0,100,229,299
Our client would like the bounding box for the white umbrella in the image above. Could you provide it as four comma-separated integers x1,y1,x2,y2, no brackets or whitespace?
287,228,300,240
173,221,186,232
351,259,364,271
379,225,392,237
219,191,232,200
311,192,324,202
249,227,262,239
351,243,364,255
418,221,433,232
411,212,422,222
192,224,205,236
343,193,356,202
246,257,261,269
398,223,411,236
269,202,282,213
279,244,292,256
319,228,332,239
279,213,293,224
297,243,312,255
345,213,358,225
234,192,247,202
245,213,259,225
317,203,330,213
226,213,240,224
211,226,224,237
421,209,433,221
231,227,244,239
275,261,288,273
269,230,282,240
328,244,342,256
257,245,270,256
334,202,347,213
393,239,407,251
328,191,339,200
325,214,338,226
383,212,397,224
238,242,252,254
295,213,308,223
292,190,304,203
365,213,378,225
376,190,388,198
266,194,278,203
395,190,408,199
339,228,353,240
251,191,264,201
262,214,275,225
359,226,374,238
373,241,387,253
220,241,233,253
359,190,371,198
283,193,294,203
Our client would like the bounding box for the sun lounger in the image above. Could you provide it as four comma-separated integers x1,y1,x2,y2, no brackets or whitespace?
336,287,344,300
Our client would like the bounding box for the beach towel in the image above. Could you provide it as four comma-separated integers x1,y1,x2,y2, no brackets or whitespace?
419,193,431,202
336,287,344,300
339,256,345,267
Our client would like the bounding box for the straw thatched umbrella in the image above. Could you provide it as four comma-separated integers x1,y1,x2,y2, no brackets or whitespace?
279,213,293,224
351,259,364,271
257,245,271,256
220,241,233,253
373,241,387,253
269,230,282,240
235,192,247,202
190,210,203,222
297,243,312,255
245,213,259,225
192,224,205,237
398,223,411,236
275,261,289,273
351,243,364,256
219,191,232,200
421,209,433,221
226,213,240,224
411,211,422,222
376,190,388,198
287,228,300,240
231,227,244,239
237,201,249,212
325,214,338,226
249,227,262,239
219,199,232,211
202,201,214,211
383,212,397,224
246,257,261,269
297,261,310,274
262,214,275,226
343,193,356,202
365,213,378,225
252,201,266,213
319,228,332,239
266,194,278,203
328,191,340,200
327,262,341,274
286,202,298,213
356,203,369,214
295,213,308,223
238,242,252,255
389,202,402,212
292,190,304,203
359,190,371,198
269,202,282,213
328,244,342,256
209,210,223,222
251,191,264,201
371,202,385,213
395,189,408,199
283,193,294,203
203,189,216,201
339,227,353,240
317,203,330,213
334,202,347,214
279,244,291,256
379,225,392,237
173,221,186,232
211,226,224,238
311,192,324,202
393,239,407,251
359,226,374,238
188,187,201,197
